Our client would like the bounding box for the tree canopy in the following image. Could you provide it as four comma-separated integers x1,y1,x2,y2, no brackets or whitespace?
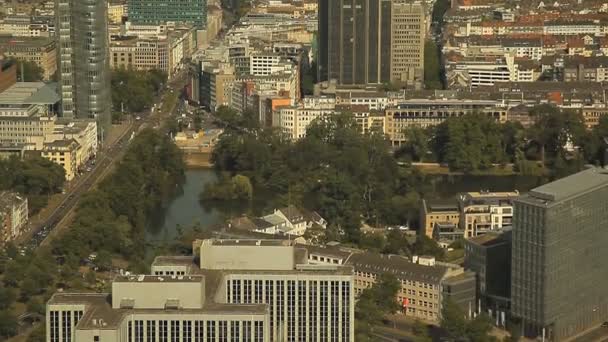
111,68,167,115
207,108,424,242
355,273,401,341
397,105,603,175
0,156,65,213
8,59,44,82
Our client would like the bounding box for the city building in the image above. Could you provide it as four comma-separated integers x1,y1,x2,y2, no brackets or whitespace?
274,97,336,140
389,2,425,84
0,191,27,244
47,277,269,341
156,239,354,342
511,167,608,340
0,82,97,179
0,82,60,149
384,99,508,145
0,60,17,92
458,191,518,238
48,238,354,341
0,37,57,80
0,15,51,37
41,139,79,180
465,230,511,317
107,2,126,24
56,0,112,130
305,245,476,323
200,62,236,111
128,0,207,29
420,199,461,239
110,27,196,78
226,205,326,236
317,0,425,86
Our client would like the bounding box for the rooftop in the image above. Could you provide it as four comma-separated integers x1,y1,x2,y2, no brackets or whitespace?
206,239,292,247
0,82,59,105
152,255,196,267
467,232,510,247
113,275,203,283
347,253,449,284
524,167,608,204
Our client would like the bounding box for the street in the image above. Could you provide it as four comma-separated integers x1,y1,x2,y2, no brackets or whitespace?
20,69,190,251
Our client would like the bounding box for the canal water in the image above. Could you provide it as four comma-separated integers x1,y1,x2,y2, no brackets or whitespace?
146,169,221,243
146,169,547,243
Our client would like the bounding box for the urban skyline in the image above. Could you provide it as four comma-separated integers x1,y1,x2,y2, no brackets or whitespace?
0,0,605,341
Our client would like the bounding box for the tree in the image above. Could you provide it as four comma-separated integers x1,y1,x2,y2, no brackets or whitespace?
441,299,467,339
9,59,44,81
424,41,443,89
0,287,15,309
28,324,46,342
467,314,495,342
95,250,113,272
0,310,18,338
355,273,401,340
383,230,411,255
111,68,165,113
399,127,430,162
26,297,45,315
413,235,445,260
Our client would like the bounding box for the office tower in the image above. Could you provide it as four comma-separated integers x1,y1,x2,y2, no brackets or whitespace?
390,2,426,83
317,0,425,86
56,0,112,129
47,239,354,342
511,167,608,341
128,0,208,29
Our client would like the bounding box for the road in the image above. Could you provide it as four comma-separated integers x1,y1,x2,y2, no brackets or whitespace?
22,70,190,251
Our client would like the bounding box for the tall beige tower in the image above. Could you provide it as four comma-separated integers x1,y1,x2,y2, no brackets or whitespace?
390,1,426,84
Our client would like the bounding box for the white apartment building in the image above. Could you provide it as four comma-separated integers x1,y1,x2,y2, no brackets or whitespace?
458,191,519,238
448,54,539,88
335,92,392,111
274,97,336,140
544,23,601,36
249,55,281,76
0,16,50,37
503,41,543,60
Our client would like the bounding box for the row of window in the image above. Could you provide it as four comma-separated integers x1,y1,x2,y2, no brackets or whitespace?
126,320,264,342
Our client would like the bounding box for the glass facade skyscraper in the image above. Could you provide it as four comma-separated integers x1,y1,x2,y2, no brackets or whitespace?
511,167,608,341
57,0,111,130
128,0,208,29
317,0,424,85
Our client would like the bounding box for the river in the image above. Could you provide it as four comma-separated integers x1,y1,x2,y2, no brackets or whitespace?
146,169,221,243
147,169,547,243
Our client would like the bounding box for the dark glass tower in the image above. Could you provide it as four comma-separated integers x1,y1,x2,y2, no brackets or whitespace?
57,0,111,130
511,167,608,341
317,0,392,85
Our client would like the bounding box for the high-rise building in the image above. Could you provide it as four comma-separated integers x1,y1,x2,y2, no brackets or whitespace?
128,0,208,29
317,0,425,86
46,239,354,341
511,167,608,341
56,0,112,129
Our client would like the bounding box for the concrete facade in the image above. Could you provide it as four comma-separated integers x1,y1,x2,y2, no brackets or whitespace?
47,239,355,342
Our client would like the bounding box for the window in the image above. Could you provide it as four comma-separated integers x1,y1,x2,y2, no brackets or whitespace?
147,321,156,342
170,321,180,342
